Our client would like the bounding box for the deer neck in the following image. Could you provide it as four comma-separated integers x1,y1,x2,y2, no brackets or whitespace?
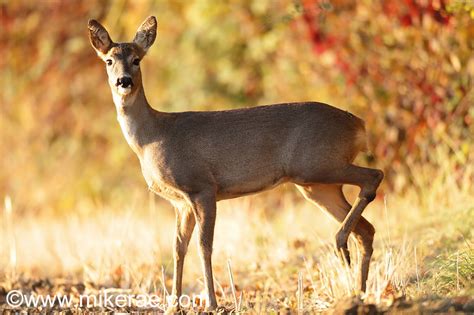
112,84,156,156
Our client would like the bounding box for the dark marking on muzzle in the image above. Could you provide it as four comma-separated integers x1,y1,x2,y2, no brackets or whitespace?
116,77,133,88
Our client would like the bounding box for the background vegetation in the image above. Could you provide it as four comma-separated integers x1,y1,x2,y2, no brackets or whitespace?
1,0,473,313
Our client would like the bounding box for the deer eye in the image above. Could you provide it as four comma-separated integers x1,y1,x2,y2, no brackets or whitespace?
106,59,113,66
133,58,140,66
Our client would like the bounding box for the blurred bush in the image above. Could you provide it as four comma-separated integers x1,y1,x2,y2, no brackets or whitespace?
0,0,472,213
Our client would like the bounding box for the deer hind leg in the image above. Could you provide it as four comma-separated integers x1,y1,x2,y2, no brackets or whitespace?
328,166,382,291
296,182,377,292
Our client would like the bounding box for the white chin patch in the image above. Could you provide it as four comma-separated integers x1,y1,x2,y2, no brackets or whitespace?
118,86,132,95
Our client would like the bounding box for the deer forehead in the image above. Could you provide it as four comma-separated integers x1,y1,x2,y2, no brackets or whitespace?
107,44,144,60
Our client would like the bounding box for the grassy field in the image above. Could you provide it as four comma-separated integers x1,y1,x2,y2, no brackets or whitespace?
1,151,473,313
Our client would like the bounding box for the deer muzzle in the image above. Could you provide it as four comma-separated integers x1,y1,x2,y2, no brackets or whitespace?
116,76,133,88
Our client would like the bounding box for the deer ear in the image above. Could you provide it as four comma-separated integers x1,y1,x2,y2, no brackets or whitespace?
133,16,157,52
88,19,113,55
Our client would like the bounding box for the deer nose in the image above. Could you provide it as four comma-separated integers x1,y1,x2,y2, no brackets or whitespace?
116,77,133,88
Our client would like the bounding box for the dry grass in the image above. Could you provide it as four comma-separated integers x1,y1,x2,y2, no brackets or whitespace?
1,152,473,312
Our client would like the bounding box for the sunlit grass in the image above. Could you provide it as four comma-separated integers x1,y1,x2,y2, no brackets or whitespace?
1,158,472,312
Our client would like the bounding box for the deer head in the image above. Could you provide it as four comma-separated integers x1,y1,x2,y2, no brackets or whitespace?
88,16,157,103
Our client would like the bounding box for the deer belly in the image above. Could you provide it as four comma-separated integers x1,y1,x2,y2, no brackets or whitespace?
216,175,288,200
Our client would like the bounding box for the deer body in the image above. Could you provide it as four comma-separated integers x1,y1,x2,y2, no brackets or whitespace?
126,101,365,202
88,16,383,311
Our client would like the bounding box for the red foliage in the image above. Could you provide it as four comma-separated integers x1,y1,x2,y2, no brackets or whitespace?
294,0,470,189
383,0,451,26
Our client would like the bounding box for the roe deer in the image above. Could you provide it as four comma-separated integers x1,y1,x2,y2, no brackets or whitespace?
88,16,383,310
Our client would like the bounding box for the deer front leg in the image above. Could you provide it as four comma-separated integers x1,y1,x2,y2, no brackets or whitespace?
171,205,195,299
189,191,218,310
